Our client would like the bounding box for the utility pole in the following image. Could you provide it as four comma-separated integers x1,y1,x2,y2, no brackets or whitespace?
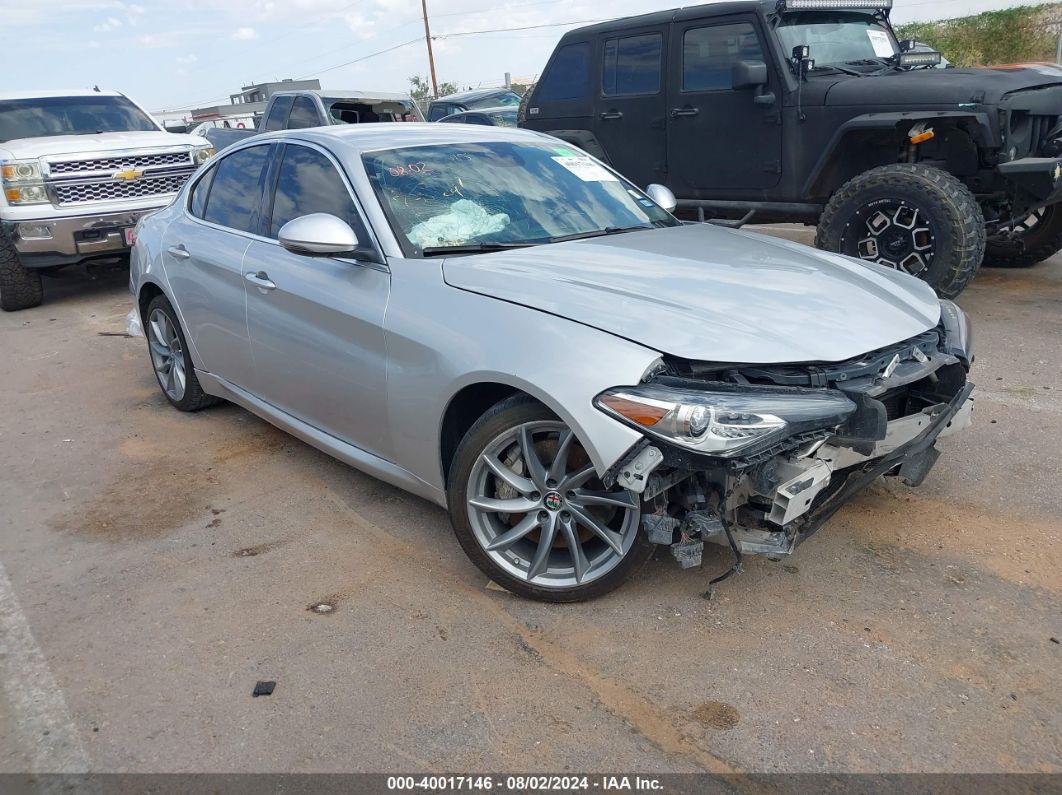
421,0,439,99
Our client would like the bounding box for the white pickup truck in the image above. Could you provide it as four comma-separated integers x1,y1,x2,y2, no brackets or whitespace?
0,89,214,311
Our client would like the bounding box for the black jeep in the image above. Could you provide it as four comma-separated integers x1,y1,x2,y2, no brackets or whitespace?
520,0,1062,297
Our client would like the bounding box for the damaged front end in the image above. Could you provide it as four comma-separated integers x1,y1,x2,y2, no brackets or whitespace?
595,302,975,582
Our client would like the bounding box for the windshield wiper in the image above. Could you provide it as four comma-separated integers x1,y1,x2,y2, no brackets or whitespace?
420,242,534,257
811,64,863,76
547,224,655,244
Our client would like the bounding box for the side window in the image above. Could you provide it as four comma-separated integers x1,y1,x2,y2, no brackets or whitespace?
188,166,215,219
286,96,321,129
683,23,764,92
201,145,270,233
428,104,450,121
536,42,591,101
262,96,294,132
267,145,368,242
602,33,662,96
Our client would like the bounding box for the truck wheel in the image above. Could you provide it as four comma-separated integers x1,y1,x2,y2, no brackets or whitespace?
983,205,1062,268
0,230,44,312
816,164,985,299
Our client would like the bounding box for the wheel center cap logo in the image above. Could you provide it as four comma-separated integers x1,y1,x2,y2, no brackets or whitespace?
544,492,563,511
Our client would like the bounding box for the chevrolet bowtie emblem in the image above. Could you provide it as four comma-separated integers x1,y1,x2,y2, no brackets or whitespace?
112,167,144,181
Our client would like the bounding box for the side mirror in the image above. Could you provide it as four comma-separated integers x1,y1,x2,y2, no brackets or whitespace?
645,184,677,213
278,213,359,255
732,60,768,90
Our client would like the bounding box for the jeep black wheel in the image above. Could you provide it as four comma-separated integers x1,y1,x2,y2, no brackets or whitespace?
983,204,1062,268
0,229,44,312
816,164,985,299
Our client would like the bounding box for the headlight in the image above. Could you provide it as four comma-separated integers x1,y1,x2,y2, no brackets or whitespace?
939,299,973,366
595,383,856,456
193,146,216,164
4,184,49,205
1,160,42,183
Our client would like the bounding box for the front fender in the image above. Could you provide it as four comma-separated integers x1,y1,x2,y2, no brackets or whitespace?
383,259,661,494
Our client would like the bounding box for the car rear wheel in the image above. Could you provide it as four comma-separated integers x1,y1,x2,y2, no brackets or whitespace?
0,230,44,312
815,163,985,298
145,294,218,412
983,204,1062,268
447,396,652,602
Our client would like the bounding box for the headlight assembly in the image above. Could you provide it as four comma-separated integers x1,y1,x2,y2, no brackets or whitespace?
595,383,856,456
193,146,216,164
2,159,49,205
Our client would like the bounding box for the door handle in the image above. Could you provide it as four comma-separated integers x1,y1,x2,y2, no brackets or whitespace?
167,244,191,260
245,271,276,291
670,107,700,118
600,111,623,120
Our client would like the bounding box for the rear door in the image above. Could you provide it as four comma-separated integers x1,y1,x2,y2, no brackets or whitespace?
162,143,272,389
666,15,783,194
243,142,392,457
594,27,668,188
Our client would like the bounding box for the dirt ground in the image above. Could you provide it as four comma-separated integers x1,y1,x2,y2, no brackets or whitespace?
0,227,1059,775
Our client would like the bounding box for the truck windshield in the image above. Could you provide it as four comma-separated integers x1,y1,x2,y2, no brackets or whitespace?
777,11,898,67
0,95,159,142
363,141,678,256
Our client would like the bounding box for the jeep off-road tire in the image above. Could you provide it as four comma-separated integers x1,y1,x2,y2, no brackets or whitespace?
0,229,44,312
816,164,985,299
983,204,1062,268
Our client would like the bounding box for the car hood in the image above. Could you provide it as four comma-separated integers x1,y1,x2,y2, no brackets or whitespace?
441,224,941,364
0,130,202,159
817,66,1062,107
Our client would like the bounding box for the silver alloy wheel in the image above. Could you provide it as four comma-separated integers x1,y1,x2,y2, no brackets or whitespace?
466,420,641,590
147,308,187,402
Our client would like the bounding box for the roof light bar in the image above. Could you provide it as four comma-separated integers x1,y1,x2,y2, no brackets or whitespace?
899,51,942,67
782,0,892,9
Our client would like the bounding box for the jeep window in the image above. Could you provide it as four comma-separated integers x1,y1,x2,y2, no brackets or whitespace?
536,42,592,101
776,11,898,67
362,141,677,256
286,96,321,129
602,32,663,96
683,23,764,92
263,95,295,132
0,95,158,142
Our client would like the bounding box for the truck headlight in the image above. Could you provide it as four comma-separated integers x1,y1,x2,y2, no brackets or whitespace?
595,383,856,456
193,146,216,164
939,299,973,367
4,185,49,205
1,160,42,183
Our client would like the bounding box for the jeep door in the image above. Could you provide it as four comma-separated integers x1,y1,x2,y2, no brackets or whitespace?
667,15,783,194
243,141,392,458
594,26,668,188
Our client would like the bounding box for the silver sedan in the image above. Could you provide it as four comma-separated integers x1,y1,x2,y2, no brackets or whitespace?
130,124,974,601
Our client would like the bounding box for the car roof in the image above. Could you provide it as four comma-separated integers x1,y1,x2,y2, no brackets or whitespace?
559,1,764,38
271,89,414,102
0,89,124,101
433,88,517,104
257,122,551,154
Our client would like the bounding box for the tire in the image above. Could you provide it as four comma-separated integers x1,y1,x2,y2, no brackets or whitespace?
144,294,219,412
0,229,44,312
815,164,985,299
447,395,653,602
983,204,1062,268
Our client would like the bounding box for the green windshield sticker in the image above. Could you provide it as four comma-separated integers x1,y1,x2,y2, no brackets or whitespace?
552,147,578,156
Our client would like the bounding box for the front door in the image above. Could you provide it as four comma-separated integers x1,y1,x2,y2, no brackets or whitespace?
593,26,668,188
667,16,783,195
162,143,272,389
243,142,391,458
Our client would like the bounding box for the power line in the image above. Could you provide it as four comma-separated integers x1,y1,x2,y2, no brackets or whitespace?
296,38,424,79
434,18,606,39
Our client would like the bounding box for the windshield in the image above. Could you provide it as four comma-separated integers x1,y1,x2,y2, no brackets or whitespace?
0,95,159,142
325,98,421,123
363,141,677,256
777,11,898,67
485,110,518,127
465,92,521,110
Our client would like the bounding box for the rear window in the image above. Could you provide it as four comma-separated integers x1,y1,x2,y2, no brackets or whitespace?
603,33,663,96
536,42,591,102
202,145,269,234
326,98,420,123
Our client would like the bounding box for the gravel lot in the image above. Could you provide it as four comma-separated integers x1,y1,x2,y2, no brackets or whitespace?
1,226,1060,774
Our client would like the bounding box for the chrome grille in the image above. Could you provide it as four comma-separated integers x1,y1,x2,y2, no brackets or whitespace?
48,151,192,175
53,173,191,205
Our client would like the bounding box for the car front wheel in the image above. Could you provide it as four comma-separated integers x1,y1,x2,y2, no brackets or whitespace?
447,396,652,602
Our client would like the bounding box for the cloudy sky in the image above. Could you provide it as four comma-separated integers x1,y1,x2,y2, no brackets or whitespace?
1,0,1050,113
